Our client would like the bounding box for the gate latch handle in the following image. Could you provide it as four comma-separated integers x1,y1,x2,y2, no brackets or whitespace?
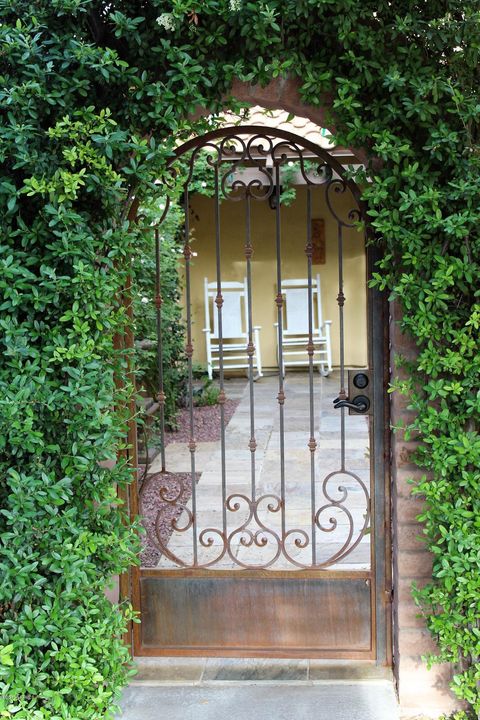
333,395,370,413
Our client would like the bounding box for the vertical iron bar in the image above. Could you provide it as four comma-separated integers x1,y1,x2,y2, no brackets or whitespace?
183,183,198,565
274,164,286,540
337,221,346,471
214,165,228,539
245,194,257,501
154,227,166,473
305,187,317,565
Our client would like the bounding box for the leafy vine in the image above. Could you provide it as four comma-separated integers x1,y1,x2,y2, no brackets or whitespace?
0,2,479,718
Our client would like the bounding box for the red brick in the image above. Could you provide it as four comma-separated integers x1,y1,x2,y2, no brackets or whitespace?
236,79,282,107
395,578,429,612
390,336,419,362
396,495,426,523
98,459,117,470
391,346,419,364
397,600,429,630
390,301,418,340
394,468,429,493
391,402,418,427
230,76,336,136
397,629,439,657
394,441,422,469
394,469,430,500
397,550,432,579
397,576,431,600
395,470,422,498
395,468,430,484
396,578,431,630
396,576,416,601
395,422,420,441
390,299,405,325
397,523,427,552
390,302,460,719
398,657,460,716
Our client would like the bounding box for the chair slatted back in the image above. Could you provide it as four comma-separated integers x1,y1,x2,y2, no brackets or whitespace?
204,278,248,339
282,275,323,335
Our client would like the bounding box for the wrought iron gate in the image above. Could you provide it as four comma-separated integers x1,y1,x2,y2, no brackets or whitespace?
130,126,391,660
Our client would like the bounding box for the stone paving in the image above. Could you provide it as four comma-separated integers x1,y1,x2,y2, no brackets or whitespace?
146,370,371,570
116,659,399,720
118,684,399,720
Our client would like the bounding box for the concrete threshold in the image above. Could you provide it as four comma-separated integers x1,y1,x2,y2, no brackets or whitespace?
117,683,400,720
116,659,400,720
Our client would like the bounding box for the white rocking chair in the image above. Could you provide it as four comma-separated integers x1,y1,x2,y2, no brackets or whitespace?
203,277,263,381
275,275,332,376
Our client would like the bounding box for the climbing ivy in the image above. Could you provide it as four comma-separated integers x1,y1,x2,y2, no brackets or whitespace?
133,195,187,430
0,1,479,717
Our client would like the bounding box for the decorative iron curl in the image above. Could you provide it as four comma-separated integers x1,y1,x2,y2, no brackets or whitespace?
219,133,274,201
270,141,333,187
314,470,370,565
246,133,275,160
157,473,187,504
225,171,274,201
196,527,228,568
226,492,282,569
170,504,193,534
280,528,312,570
181,141,224,186
143,473,369,569
226,492,252,515
325,178,362,228
253,493,282,516
152,502,194,567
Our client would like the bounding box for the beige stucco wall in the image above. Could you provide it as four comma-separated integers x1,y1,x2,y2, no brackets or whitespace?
187,185,368,370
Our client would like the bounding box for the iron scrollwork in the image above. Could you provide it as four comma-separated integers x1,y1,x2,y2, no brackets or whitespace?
140,126,370,570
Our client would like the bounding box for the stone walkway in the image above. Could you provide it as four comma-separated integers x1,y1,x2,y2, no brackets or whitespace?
146,370,371,570
116,659,399,720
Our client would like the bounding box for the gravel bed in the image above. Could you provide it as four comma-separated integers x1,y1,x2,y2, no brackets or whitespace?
162,399,239,445
139,400,239,567
139,472,199,568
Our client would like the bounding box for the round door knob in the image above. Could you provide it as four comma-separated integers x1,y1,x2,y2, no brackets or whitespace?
353,372,369,389
353,395,370,413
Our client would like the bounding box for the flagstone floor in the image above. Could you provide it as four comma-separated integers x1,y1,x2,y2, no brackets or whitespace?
145,370,371,571
116,659,399,720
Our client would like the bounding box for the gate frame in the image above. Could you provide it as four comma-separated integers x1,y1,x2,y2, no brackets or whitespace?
123,125,392,666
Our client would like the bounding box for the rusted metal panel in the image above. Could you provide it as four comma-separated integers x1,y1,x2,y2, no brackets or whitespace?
140,575,372,654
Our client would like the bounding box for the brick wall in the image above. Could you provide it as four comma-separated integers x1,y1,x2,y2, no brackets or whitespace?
390,300,460,719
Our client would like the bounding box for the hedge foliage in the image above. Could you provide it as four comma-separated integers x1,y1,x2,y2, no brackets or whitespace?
133,197,187,429
0,1,479,717
133,152,218,430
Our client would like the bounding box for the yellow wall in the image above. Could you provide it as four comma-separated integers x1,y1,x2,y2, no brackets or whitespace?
185,186,368,369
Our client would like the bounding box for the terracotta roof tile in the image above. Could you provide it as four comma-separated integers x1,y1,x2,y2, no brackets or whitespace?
218,106,335,149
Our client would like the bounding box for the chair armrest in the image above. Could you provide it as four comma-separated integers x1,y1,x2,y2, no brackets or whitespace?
253,325,262,331
202,328,211,333
324,320,332,326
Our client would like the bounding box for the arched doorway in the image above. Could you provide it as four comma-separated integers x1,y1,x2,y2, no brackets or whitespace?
129,124,391,663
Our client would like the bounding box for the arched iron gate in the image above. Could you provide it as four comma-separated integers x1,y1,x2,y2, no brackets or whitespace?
129,126,391,661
